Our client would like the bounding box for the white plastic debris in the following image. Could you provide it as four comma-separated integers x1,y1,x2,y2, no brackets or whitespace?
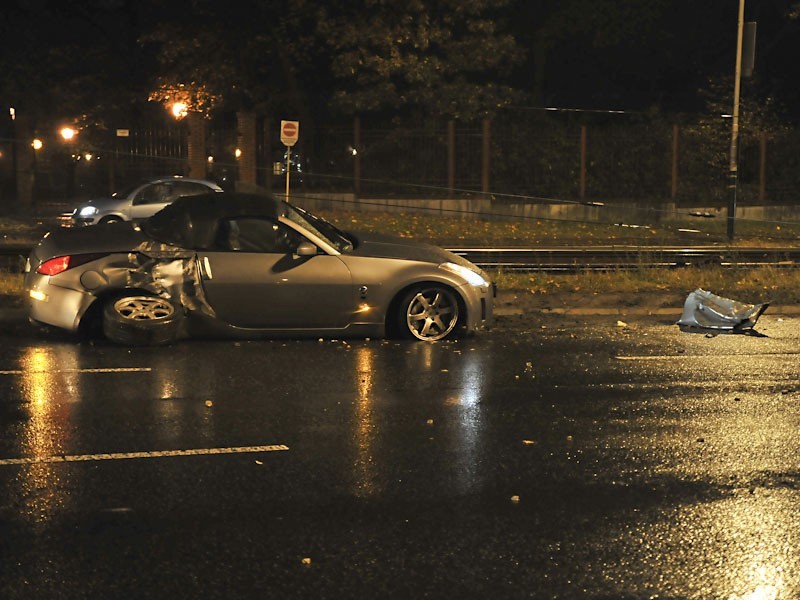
677,288,769,332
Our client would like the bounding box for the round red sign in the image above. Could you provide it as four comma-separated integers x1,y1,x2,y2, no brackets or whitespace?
280,120,299,147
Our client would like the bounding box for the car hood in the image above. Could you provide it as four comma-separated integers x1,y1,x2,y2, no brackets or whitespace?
348,232,475,269
33,222,148,260
74,195,122,209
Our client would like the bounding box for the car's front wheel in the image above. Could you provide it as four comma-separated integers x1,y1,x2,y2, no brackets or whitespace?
398,285,461,341
102,295,183,346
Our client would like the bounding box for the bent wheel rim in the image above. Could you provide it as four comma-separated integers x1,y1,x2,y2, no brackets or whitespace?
406,288,459,341
114,297,174,321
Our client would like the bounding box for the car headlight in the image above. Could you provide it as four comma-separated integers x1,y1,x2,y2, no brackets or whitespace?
77,206,98,217
439,262,489,287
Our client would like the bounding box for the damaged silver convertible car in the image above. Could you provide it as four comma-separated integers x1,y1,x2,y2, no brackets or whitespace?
25,193,494,345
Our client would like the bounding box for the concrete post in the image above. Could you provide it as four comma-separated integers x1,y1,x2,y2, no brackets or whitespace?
481,117,490,195
14,114,34,215
447,120,455,196
671,124,680,201
579,125,587,200
353,116,361,198
237,111,257,186
186,111,206,179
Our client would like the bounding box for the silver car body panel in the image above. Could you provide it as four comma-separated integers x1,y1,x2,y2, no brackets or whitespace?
26,195,493,340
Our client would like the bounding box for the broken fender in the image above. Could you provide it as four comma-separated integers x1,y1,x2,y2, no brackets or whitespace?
677,288,769,332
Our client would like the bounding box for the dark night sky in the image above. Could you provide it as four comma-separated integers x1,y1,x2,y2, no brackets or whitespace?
3,0,800,123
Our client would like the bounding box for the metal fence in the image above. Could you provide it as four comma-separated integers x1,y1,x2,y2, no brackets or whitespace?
2,108,800,217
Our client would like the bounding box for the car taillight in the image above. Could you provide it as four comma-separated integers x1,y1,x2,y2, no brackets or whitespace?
36,253,108,276
37,256,71,276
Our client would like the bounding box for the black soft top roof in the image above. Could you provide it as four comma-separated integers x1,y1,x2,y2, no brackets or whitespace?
142,192,285,248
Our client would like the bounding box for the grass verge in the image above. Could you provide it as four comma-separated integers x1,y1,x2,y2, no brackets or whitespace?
492,265,800,306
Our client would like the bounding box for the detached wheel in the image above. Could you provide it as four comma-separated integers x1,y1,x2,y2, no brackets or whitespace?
102,295,182,346
398,285,460,341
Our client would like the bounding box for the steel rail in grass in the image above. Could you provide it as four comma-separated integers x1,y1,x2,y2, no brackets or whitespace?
1,245,799,273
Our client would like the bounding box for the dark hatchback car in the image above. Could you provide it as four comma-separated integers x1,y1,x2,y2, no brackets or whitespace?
26,193,494,345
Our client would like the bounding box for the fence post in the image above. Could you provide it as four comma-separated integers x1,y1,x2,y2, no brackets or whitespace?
13,113,33,215
447,120,455,196
186,111,206,179
671,124,680,200
261,116,275,191
481,117,490,195
236,111,257,186
759,132,766,203
579,125,587,200
353,116,361,198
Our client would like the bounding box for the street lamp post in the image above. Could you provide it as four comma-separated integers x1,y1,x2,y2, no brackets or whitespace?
60,126,78,200
9,108,17,203
728,0,745,241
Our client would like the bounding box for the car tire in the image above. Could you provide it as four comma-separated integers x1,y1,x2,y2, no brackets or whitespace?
102,295,183,346
397,284,461,341
100,216,123,224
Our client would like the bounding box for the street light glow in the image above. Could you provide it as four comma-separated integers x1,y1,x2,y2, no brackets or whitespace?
60,127,76,141
171,102,188,119
32,138,43,150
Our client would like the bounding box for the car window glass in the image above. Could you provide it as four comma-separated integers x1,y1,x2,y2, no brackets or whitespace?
172,181,212,200
284,204,354,253
134,183,169,205
164,181,211,202
214,217,304,253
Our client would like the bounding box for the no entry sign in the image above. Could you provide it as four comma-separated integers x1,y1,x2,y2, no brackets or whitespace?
280,120,299,147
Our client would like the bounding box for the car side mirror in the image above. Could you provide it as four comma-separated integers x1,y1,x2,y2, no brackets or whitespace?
295,242,318,257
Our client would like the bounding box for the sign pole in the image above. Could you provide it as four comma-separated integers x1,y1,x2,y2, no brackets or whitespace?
285,146,291,200
279,120,299,202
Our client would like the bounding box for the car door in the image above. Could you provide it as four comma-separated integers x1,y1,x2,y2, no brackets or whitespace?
129,182,171,220
196,217,356,329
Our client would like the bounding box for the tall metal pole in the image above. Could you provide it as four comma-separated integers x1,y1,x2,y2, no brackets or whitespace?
728,0,745,241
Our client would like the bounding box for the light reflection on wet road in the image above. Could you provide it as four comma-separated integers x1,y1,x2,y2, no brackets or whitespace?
0,314,799,598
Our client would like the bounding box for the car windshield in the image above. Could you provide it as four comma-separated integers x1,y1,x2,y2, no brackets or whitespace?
110,183,141,198
285,204,354,253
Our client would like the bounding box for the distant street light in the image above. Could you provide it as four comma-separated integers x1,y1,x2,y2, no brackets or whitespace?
31,138,43,150
60,126,76,142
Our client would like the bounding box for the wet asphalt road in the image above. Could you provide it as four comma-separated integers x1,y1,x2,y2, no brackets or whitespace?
1,311,800,599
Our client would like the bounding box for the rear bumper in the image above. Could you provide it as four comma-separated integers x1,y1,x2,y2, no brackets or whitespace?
26,275,94,332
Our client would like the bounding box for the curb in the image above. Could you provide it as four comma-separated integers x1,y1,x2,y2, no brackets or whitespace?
495,305,800,317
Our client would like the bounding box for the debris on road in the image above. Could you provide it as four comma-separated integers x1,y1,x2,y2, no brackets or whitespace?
677,288,769,334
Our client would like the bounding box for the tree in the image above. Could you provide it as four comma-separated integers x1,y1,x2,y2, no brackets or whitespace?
317,0,524,119
0,0,151,129
140,0,323,120
508,0,735,111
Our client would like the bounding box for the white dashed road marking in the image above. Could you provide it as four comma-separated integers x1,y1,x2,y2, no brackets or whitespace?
0,445,289,466
0,367,152,375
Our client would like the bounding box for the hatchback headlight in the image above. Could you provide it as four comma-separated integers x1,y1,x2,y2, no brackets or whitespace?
78,206,98,217
439,262,489,287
